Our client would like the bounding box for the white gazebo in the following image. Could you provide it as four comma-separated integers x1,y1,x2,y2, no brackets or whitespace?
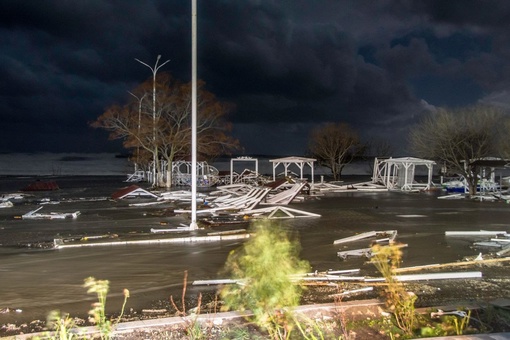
372,157,436,191
269,156,316,185
230,156,259,184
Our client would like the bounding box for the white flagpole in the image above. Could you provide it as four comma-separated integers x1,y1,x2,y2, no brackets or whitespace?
190,0,198,230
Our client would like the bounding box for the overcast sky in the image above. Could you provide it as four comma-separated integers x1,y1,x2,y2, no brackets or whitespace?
2,0,510,156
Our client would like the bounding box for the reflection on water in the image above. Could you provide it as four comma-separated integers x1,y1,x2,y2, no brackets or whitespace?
0,242,242,322
1,178,509,324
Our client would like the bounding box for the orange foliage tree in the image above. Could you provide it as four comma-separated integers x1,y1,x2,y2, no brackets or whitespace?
91,73,240,187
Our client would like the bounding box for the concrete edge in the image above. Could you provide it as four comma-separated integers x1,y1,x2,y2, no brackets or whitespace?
1,299,383,339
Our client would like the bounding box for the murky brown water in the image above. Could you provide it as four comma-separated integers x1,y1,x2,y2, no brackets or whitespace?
1,176,509,325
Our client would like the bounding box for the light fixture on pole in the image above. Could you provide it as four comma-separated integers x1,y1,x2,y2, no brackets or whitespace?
135,55,170,186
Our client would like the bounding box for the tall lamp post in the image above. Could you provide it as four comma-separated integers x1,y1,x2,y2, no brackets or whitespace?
127,91,147,173
135,55,170,186
190,0,198,230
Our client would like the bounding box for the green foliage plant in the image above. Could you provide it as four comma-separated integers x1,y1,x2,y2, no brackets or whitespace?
292,313,341,340
84,277,130,340
34,310,83,340
220,220,310,339
370,243,418,337
452,310,471,335
422,310,473,336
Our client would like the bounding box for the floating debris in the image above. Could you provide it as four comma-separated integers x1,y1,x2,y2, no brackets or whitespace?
333,230,397,245
22,180,59,191
445,230,509,237
394,257,510,273
235,206,321,220
20,206,80,220
365,271,483,282
54,233,250,249
80,234,118,241
337,248,372,259
0,201,13,208
111,185,158,199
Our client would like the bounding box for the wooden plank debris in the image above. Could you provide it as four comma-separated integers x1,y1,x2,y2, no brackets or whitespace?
150,227,193,233
0,201,13,208
158,190,207,202
394,257,510,273
333,230,397,245
445,230,510,255
339,243,408,259
334,231,376,245
496,246,510,256
312,181,388,193
175,187,271,215
365,271,482,282
21,206,80,220
338,248,372,259
261,182,308,205
473,241,503,248
326,269,360,275
193,273,367,286
236,206,321,219
206,229,247,236
55,233,250,249
142,309,167,314
437,193,464,199
329,287,374,298
445,230,509,236
491,238,510,243
129,201,166,207
192,279,239,286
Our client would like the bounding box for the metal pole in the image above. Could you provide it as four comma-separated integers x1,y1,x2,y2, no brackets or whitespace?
190,0,198,230
135,56,170,186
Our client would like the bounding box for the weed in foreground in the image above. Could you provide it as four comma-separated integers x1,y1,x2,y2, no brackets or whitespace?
370,243,418,338
220,220,310,339
35,310,83,340
84,277,130,340
34,277,129,340
170,270,207,339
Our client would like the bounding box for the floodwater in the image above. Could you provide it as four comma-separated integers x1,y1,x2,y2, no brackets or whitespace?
1,175,509,325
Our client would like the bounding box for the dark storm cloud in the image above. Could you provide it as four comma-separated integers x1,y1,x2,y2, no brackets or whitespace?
1,0,510,155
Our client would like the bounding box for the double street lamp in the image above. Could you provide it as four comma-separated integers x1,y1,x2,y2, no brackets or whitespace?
133,0,197,229
135,55,170,186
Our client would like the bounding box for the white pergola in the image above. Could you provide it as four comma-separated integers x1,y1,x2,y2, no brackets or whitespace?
269,156,316,185
373,157,436,191
230,156,259,184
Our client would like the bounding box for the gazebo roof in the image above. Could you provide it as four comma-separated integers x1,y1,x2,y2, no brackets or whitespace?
269,156,316,184
468,157,510,168
382,157,436,166
269,156,316,163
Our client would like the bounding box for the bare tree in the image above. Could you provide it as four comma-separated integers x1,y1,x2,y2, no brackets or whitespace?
91,72,240,187
365,137,394,158
501,118,510,160
364,137,395,174
409,105,506,196
308,122,365,181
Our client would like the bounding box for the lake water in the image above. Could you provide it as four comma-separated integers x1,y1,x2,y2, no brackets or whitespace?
0,153,509,327
0,152,373,178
